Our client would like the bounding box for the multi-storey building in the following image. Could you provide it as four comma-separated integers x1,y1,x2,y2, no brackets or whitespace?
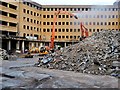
0,0,120,52
42,3,119,47
0,0,19,51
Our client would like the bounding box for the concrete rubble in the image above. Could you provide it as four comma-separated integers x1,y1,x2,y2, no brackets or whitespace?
0,48,17,60
36,30,120,77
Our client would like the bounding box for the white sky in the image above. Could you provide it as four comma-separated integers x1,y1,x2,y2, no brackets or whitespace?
33,0,116,5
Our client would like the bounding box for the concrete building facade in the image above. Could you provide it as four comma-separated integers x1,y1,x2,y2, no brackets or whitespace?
0,0,120,52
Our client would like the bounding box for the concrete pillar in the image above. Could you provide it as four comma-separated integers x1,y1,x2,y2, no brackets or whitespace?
7,40,11,51
16,41,20,50
36,42,38,47
32,42,34,47
64,42,67,47
22,41,25,53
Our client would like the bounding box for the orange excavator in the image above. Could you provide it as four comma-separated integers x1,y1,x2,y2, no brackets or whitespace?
80,22,89,40
50,10,78,49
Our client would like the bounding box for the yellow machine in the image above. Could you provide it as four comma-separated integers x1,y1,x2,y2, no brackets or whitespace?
29,46,49,55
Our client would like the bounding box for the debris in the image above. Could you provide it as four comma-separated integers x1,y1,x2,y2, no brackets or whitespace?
36,30,120,77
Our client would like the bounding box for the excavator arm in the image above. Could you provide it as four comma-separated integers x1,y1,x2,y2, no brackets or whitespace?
80,22,89,39
50,10,78,49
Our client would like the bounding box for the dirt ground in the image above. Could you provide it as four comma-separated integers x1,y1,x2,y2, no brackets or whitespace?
0,56,119,89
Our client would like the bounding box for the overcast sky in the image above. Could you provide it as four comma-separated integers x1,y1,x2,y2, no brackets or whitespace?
33,0,117,5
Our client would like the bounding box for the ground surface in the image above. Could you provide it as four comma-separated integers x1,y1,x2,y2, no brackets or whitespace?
0,56,119,89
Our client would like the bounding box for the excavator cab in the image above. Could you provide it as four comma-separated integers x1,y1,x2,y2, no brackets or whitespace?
39,47,49,56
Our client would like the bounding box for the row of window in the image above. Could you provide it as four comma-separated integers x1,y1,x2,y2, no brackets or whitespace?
23,9,41,17
23,2,42,10
23,25,41,32
42,28,120,33
0,1,17,10
43,14,120,19
0,10,17,19
43,22,119,26
0,20,17,27
42,8,119,12
23,17,41,25
54,35,80,39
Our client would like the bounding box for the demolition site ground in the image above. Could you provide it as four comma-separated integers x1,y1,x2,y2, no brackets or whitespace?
0,30,120,89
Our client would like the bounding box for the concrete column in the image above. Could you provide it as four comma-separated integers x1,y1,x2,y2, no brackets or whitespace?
22,41,25,53
7,40,11,51
36,43,38,47
64,42,67,47
32,42,34,47
16,41,20,50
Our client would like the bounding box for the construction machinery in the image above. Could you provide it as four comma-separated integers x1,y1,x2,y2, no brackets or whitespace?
28,46,48,56
50,10,78,49
80,22,89,40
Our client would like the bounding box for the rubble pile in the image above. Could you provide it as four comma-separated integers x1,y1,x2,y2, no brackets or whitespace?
0,48,9,60
38,30,120,77
0,48,17,60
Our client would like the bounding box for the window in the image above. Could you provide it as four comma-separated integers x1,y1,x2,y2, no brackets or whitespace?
70,22,72,25
37,28,39,31
66,29,69,32
97,29,99,32
43,29,46,32
108,22,111,25
27,26,29,30
27,18,29,22
93,29,95,32
89,29,92,32
74,29,76,32
47,29,50,32
34,20,36,23
74,36,76,39
43,22,46,25
23,9,26,13
112,15,115,18
55,36,57,39
104,22,107,25
58,36,61,38
70,29,72,32
23,17,26,20
47,22,50,25
31,27,33,30
59,29,61,32
51,15,53,18
112,22,114,25
51,22,53,25
9,4,17,10
58,22,61,25
66,22,69,25
62,36,65,38
78,29,80,32
23,25,26,29
43,15,46,18
47,8,50,11
31,11,33,15
62,22,65,25
31,19,33,23
59,15,61,18
62,29,65,32
47,15,49,18
66,15,69,18
70,36,72,39
37,21,39,24
27,10,29,14
66,36,69,39
62,15,65,18
55,29,57,32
